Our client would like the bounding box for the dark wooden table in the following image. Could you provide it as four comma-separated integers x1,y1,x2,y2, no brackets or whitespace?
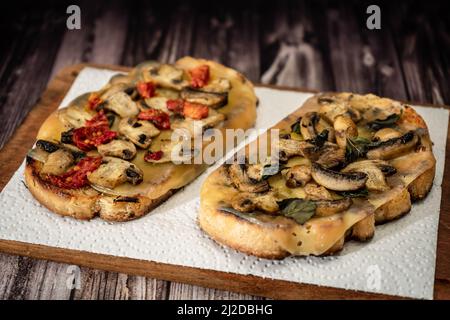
0,0,449,300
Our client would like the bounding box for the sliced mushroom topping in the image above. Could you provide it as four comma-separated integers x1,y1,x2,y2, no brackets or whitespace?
319,101,349,123
315,198,353,217
147,64,188,90
299,141,345,169
144,139,198,164
171,110,225,136
202,78,231,93
143,97,170,113
40,149,74,176
87,157,143,189
282,165,311,188
304,182,333,200
299,112,334,141
34,139,85,161
342,160,394,191
311,163,368,191
373,128,402,142
58,106,94,128
245,158,280,181
278,139,306,161
231,192,279,213
118,118,160,148
366,131,418,160
181,88,228,109
334,115,358,149
97,139,137,160
228,163,269,193
300,112,320,140
104,92,140,118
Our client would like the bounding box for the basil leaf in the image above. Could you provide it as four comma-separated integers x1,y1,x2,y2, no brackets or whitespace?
278,199,316,225
368,113,401,131
291,119,301,134
345,137,370,162
337,188,369,198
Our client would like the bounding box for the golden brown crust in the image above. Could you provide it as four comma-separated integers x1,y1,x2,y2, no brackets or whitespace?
25,158,174,222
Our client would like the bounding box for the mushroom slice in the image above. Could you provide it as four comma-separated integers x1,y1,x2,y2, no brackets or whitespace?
104,92,140,118
202,78,231,93
181,88,228,109
311,163,367,191
373,128,402,142
228,163,269,193
40,149,74,176
118,118,160,149
282,165,311,188
342,160,394,191
304,182,333,200
278,139,308,161
315,198,353,217
147,64,188,90
58,106,95,128
366,131,418,160
299,112,334,141
97,139,137,160
300,112,320,140
334,115,358,149
88,157,143,189
299,141,345,169
171,110,225,136
231,192,279,213
143,97,170,113
246,158,281,182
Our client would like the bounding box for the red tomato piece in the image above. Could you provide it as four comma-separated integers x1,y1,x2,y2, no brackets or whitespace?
85,110,109,127
72,125,117,151
166,99,185,115
47,156,102,189
183,102,209,120
138,109,171,130
189,65,210,88
144,150,164,162
137,81,156,99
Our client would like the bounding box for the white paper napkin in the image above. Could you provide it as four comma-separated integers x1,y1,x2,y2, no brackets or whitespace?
0,67,448,299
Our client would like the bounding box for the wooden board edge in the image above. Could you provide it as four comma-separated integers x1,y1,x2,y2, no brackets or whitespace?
0,238,406,300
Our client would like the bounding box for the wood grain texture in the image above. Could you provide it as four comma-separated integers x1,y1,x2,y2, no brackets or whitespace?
0,0,449,300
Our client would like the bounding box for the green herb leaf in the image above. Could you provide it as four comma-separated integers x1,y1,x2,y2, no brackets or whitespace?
345,137,370,162
278,199,316,225
337,188,369,198
368,113,401,131
290,119,301,134
309,129,329,149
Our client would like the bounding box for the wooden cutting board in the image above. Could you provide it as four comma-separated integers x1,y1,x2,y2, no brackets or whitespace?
0,63,449,300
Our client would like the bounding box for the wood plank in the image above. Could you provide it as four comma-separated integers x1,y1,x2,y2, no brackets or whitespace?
0,63,449,300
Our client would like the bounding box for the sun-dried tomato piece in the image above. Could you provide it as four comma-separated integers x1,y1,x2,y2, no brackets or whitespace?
47,156,102,189
85,110,109,127
138,109,171,130
136,81,156,99
189,65,210,88
72,126,117,151
87,93,104,110
144,150,164,162
166,99,185,115
183,102,209,120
